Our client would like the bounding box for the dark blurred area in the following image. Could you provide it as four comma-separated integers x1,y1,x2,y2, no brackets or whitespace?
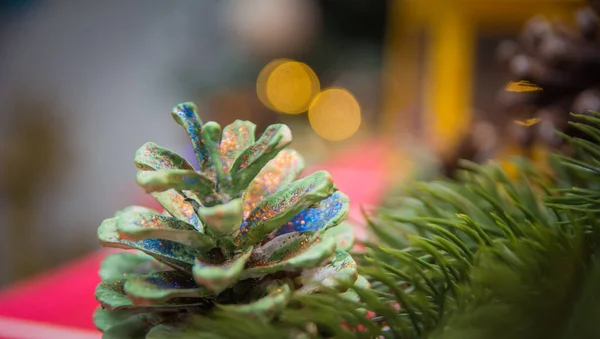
0,0,594,286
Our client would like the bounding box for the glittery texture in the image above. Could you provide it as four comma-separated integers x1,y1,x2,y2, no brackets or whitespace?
171,102,214,178
277,191,349,235
118,209,196,232
241,236,337,279
235,125,279,169
250,232,310,262
98,218,198,271
230,124,292,193
248,234,323,268
134,142,194,171
116,209,216,249
114,205,157,218
136,170,220,206
238,171,336,247
151,190,203,231
266,234,313,262
124,271,209,305
243,149,305,219
201,122,229,187
220,120,256,172
119,193,203,232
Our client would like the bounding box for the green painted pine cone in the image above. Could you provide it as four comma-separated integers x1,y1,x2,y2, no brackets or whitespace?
94,102,359,337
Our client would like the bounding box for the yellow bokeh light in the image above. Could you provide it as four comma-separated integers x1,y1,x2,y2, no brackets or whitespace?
308,88,361,141
513,118,541,127
256,58,288,112
505,80,543,92
256,59,320,114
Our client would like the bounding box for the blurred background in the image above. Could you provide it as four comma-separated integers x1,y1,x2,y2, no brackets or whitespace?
0,0,594,286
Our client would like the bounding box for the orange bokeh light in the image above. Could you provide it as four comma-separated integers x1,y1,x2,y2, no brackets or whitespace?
308,88,361,141
257,59,320,114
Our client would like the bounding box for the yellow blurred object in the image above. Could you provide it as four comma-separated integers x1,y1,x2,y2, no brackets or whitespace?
499,141,552,180
424,2,474,157
505,80,543,92
256,59,320,114
531,142,552,174
513,118,541,127
501,160,520,179
257,58,288,111
308,88,361,141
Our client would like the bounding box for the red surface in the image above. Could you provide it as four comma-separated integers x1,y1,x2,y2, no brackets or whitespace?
0,140,392,333
0,251,109,330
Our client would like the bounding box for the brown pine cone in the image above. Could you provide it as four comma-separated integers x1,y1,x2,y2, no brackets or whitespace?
496,0,600,151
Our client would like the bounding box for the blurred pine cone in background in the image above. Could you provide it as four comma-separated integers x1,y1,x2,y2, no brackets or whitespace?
444,0,600,177
497,0,600,152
